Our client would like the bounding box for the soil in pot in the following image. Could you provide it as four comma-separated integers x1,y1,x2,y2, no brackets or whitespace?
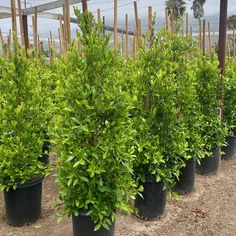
72,214,115,236
134,180,167,220
196,147,220,175
222,136,236,160
3,177,43,227
175,159,195,195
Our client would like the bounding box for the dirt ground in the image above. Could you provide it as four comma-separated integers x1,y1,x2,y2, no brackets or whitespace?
0,155,236,236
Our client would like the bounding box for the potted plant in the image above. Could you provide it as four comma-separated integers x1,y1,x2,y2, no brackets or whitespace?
164,35,205,195
130,32,199,219
0,53,51,226
222,57,236,160
195,56,227,175
51,10,138,236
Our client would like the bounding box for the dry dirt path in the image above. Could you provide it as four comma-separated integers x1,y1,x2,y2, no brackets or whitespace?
0,156,236,236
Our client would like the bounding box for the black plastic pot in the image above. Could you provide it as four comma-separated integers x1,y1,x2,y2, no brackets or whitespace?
4,177,43,227
134,180,167,220
72,214,115,236
196,147,220,175
175,159,195,194
222,136,236,160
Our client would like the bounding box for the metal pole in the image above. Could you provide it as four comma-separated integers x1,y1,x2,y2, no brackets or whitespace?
218,0,228,120
218,0,228,76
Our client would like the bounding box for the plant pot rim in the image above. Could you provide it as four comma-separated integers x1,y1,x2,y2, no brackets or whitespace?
14,176,44,189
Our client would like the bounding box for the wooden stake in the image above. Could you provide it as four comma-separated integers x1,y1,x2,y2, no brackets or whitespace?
125,14,129,59
148,6,152,48
114,0,118,49
97,9,101,21
82,0,88,13
202,19,206,55
186,13,189,36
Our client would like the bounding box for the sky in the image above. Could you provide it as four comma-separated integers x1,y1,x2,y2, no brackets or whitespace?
0,0,235,39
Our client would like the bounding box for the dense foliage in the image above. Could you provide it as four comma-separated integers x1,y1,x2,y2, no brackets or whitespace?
51,10,138,230
195,56,227,150
224,57,236,136
130,32,205,187
0,53,52,191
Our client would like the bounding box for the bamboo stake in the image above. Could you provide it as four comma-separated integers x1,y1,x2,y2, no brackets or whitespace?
121,33,125,56
186,13,189,36
138,18,142,47
148,6,152,48
213,31,215,52
133,1,140,47
114,0,118,49
10,0,18,53
58,28,62,53
170,13,175,34
133,30,136,59
63,4,68,52
165,9,169,33
134,1,139,36
0,28,7,56
59,14,65,55
125,14,128,59
7,29,12,52
199,19,202,51
0,28,4,48
190,26,193,37
202,19,206,55
37,34,40,56
208,22,211,55
10,0,17,34
65,0,71,46
34,7,38,56
17,0,24,47
48,38,52,61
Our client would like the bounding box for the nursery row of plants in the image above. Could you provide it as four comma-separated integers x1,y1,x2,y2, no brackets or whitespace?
0,10,236,236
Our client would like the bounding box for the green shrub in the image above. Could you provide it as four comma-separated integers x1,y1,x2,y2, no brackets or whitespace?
224,57,236,136
195,55,227,150
130,32,204,188
0,53,52,191
51,10,138,231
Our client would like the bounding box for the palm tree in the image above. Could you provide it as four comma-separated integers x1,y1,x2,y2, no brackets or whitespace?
191,0,206,19
165,0,186,29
